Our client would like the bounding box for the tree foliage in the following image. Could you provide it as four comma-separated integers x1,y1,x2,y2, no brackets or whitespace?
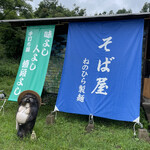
116,8,132,14
140,2,150,13
109,10,114,15
34,0,86,18
0,0,33,59
0,0,33,20
95,8,132,16
0,23,25,59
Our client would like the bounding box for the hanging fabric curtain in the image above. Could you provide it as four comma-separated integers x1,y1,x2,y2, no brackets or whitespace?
55,19,144,122
9,25,55,101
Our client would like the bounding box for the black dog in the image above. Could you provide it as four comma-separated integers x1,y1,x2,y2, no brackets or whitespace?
16,92,40,138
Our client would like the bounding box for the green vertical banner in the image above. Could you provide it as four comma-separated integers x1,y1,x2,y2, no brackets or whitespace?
8,25,55,101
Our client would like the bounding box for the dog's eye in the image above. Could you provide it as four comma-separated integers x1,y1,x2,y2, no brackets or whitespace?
22,97,27,101
29,97,33,101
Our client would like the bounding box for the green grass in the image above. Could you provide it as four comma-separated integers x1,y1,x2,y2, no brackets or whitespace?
0,57,150,150
0,57,19,96
0,100,150,150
